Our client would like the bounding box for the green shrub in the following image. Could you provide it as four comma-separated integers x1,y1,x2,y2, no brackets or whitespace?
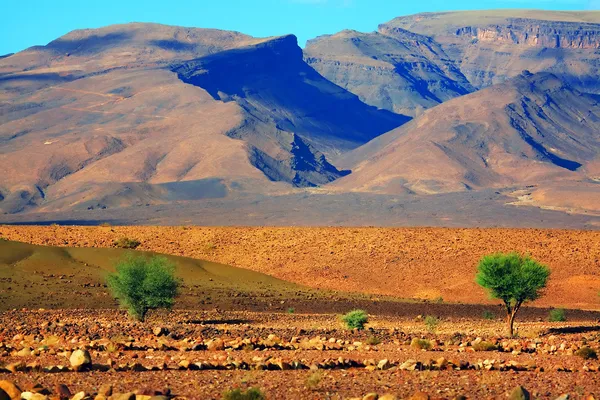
341,309,368,330
482,310,496,320
223,388,266,400
365,335,381,346
305,371,323,390
472,341,498,351
435,296,444,304
549,308,566,322
287,307,295,314
113,237,141,249
107,255,179,321
410,338,432,350
575,346,598,360
424,315,440,333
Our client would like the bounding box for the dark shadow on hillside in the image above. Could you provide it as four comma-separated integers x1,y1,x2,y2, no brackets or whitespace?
185,319,252,325
0,73,74,83
541,326,600,335
149,39,196,51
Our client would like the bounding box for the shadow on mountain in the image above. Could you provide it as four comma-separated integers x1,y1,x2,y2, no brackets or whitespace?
174,35,410,149
0,73,74,83
149,39,197,51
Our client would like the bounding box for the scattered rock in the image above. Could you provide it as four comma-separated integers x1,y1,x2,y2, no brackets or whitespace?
107,394,135,400
19,393,48,400
362,394,378,400
206,339,225,351
0,381,21,400
69,350,92,372
98,386,112,397
152,327,167,337
509,386,531,400
377,359,392,370
409,392,429,400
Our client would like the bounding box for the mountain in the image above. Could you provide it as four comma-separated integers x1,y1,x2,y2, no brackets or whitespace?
331,71,600,212
0,23,407,213
304,29,474,117
1,13,599,226
305,10,600,116
384,10,600,90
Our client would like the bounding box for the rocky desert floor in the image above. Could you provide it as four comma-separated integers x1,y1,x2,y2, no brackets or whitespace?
1,226,600,399
3,310,600,399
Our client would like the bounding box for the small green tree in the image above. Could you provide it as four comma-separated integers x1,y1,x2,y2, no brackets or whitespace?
107,255,179,321
341,309,368,330
476,252,550,337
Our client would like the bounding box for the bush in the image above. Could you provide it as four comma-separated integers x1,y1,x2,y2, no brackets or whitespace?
341,309,368,330
424,315,440,333
410,338,432,350
549,308,566,322
482,310,496,320
107,255,179,321
476,252,550,337
305,371,323,390
287,307,295,314
473,341,498,351
113,237,141,249
365,335,381,346
575,346,598,360
223,388,266,400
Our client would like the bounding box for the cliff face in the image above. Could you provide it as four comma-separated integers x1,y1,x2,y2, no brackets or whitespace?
454,19,600,49
383,11,600,91
304,29,474,117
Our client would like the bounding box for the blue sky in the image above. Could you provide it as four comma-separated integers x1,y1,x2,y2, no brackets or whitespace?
1,0,598,55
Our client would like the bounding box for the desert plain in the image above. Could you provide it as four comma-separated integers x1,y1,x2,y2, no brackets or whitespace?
0,226,599,399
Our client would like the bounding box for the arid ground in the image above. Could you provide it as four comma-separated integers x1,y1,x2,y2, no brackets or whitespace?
1,226,600,399
1,226,599,309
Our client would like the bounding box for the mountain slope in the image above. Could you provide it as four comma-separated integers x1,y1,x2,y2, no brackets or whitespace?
0,24,407,214
331,72,600,212
305,10,600,117
384,10,600,91
304,28,474,117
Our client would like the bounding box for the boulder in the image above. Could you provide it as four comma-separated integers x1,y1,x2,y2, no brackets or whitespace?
19,393,48,400
69,350,92,372
509,386,531,400
377,359,392,370
70,393,86,400
0,381,21,400
206,339,225,351
98,386,112,398
108,394,135,400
